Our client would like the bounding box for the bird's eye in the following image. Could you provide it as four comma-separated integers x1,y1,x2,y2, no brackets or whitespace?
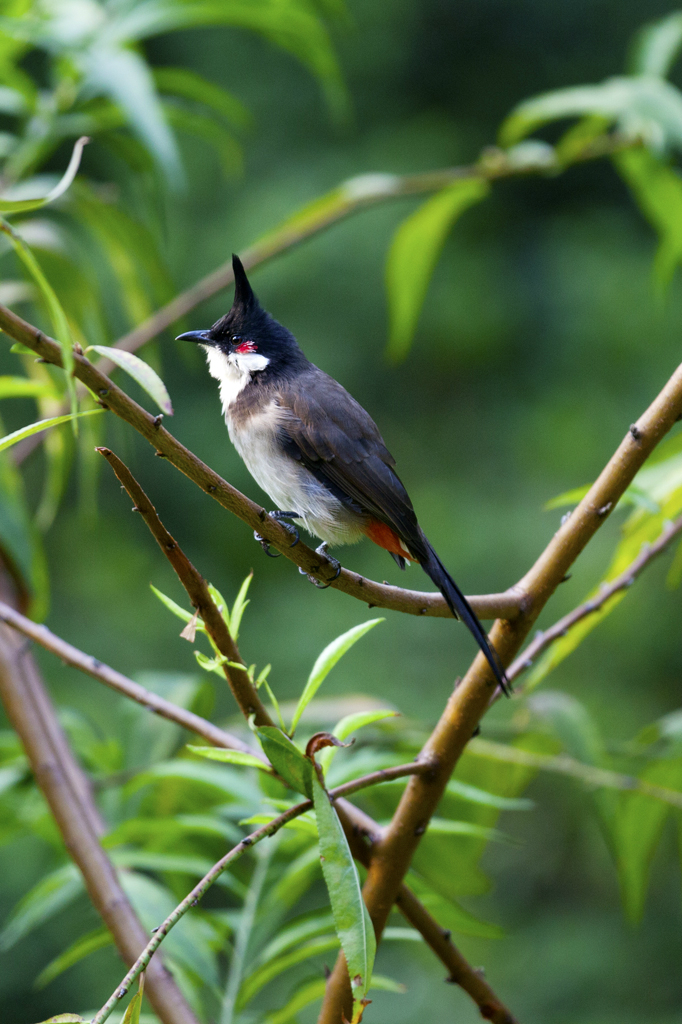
235,339,258,354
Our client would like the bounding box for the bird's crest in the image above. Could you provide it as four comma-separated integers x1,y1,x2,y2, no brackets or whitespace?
231,254,258,315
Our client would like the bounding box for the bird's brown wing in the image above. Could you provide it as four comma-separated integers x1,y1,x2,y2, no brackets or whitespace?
274,368,427,558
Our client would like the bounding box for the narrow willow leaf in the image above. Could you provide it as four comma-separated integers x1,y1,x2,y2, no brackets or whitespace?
290,619,384,735
228,571,253,639
194,649,229,676
615,148,682,290
187,746,268,771
256,726,313,797
0,375,55,399
407,873,505,939
239,812,317,837
0,137,88,213
319,707,398,773
446,778,534,810
385,179,490,361
264,978,326,1024
0,409,101,453
236,936,338,1011
31,1017,88,1023
153,67,250,128
256,912,335,964
529,692,605,766
382,927,422,942
0,864,82,951
0,221,77,415
121,973,144,1024
36,927,112,988
86,345,173,415
312,771,375,1015
369,974,407,994
427,818,511,843
149,584,204,629
612,757,682,922
631,11,682,77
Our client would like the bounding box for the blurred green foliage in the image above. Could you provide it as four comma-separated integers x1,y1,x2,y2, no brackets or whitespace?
0,1,682,1022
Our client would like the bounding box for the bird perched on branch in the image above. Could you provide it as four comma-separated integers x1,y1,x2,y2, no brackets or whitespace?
178,255,508,694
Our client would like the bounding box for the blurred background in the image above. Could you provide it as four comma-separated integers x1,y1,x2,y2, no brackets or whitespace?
1,0,682,1021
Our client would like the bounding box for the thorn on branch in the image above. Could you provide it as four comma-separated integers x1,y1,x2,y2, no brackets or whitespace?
154,450,166,458
629,423,643,442
560,573,572,583
153,414,163,427
597,502,612,517
99,389,109,397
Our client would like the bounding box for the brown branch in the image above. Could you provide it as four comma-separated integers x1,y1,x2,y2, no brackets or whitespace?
335,801,517,1024
0,578,198,1024
0,302,520,621
107,133,635,363
506,512,682,689
97,446,273,725
318,363,682,1022
0,598,259,755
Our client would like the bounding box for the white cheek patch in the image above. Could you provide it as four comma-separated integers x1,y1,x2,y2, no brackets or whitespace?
201,344,270,412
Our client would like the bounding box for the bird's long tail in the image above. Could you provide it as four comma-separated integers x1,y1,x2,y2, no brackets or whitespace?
419,538,510,696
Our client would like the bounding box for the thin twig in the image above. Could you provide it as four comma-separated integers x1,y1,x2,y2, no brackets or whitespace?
97,446,272,725
0,599,259,755
0,580,198,1024
317,360,682,1022
505,512,682,688
90,761,431,1024
0,303,521,622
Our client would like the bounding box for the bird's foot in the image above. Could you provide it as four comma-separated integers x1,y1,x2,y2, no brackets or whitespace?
254,511,300,558
299,542,342,589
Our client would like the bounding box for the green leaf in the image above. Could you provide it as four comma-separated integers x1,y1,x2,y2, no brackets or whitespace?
264,978,326,1024
0,136,87,213
611,757,682,921
121,974,144,1024
153,67,250,128
186,745,269,771
369,974,407,994
237,936,339,1011
615,148,682,290
529,692,605,766
256,727,313,797
0,864,82,951
0,219,78,415
0,409,102,453
31,1017,88,1023
427,818,512,844
0,375,55,399
312,771,375,1014
446,778,534,810
149,584,201,628
240,812,318,837
290,619,384,735
319,707,398,773
86,346,173,416
630,11,682,77
0,444,49,618
256,912,335,964
406,873,504,939
36,927,112,989
385,178,490,361
227,571,253,640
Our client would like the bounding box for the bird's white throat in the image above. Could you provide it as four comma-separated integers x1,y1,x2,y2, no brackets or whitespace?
202,345,270,414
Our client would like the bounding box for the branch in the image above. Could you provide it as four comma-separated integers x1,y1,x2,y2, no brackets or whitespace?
317,361,682,1022
97,446,273,725
109,134,635,362
0,582,198,1024
506,512,682,688
335,801,518,1024
91,761,432,1024
0,303,521,621
468,738,682,810
0,599,258,755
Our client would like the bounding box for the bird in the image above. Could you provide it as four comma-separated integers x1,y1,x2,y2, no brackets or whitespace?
177,254,508,694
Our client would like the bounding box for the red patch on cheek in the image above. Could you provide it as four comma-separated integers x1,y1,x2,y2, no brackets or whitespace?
235,340,257,354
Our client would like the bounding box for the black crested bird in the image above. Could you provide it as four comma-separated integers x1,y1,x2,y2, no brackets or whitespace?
177,255,508,694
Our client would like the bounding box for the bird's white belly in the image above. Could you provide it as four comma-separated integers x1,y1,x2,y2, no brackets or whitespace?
226,405,365,547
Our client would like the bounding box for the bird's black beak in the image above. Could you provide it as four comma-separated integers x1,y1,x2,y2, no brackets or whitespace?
176,329,212,344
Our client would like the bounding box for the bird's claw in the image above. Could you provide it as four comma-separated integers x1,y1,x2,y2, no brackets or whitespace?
299,543,342,589
254,510,300,557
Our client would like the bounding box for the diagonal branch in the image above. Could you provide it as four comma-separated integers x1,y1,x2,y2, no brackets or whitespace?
0,302,521,621
97,446,273,725
0,575,199,1024
505,511,682,689
0,598,258,754
317,361,682,1022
